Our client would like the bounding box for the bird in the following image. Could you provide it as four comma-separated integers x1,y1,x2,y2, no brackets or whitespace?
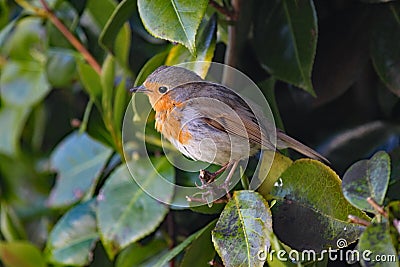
131,65,328,195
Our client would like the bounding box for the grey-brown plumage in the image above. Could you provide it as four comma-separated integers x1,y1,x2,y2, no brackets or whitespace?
132,66,329,165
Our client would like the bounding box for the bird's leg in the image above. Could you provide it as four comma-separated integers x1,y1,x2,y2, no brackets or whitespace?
199,162,231,185
220,160,239,199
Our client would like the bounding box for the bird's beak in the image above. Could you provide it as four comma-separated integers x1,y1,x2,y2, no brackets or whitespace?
130,85,148,93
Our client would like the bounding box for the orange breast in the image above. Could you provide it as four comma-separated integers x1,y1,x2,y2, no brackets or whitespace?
153,96,191,145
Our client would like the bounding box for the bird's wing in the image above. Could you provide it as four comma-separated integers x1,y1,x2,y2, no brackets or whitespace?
169,81,274,149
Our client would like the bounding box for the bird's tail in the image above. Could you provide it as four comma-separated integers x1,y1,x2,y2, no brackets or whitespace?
277,130,329,164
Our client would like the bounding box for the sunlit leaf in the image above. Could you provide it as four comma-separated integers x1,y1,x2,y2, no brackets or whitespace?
258,151,293,197
254,0,317,95
46,200,98,266
342,151,391,213
166,14,217,78
270,159,368,252
97,157,174,259
48,132,112,207
212,190,272,267
137,0,208,54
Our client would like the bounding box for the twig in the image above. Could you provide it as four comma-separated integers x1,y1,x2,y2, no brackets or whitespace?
39,0,102,74
209,0,236,20
348,215,371,227
367,197,388,217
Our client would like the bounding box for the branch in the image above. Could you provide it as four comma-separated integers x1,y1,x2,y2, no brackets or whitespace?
348,215,371,227
39,0,102,74
367,197,388,217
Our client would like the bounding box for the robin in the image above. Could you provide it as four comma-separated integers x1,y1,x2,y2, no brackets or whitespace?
131,65,328,194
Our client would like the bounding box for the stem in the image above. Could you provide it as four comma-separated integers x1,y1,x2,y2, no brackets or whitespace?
222,0,253,84
209,0,236,20
79,98,94,134
348,215,371,227
39,0,102,74
367,197,388,217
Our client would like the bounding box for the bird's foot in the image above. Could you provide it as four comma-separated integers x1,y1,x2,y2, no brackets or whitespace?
198,163,230,187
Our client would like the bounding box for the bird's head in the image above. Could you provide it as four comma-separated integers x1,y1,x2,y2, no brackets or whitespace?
130,66,203,108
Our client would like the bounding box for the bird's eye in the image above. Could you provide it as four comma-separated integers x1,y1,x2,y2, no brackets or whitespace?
158,86,168,94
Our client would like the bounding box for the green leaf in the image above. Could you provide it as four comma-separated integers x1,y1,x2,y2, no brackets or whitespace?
154,220,217,267
371,4,400,97
0,60,50,107
258,151,293,197
212,190,272,267
358,223,399,267
101,54,115,116
0,17,45,61
137,0,208,54
0,17,17,48
342,151,391,213
253,0,317,95
46,49,77,88
265,231,297,267
113,78,129,135
77,61,102,106
116,237,168,267
270,159,368,252
48,131,112,208
181,220,216,267
387,148,400,201
97,157,175,259
0,0,9,30
114,23,132,71
46,200,99,266
0,106,30,156
0,241,46,267
86,0,116,29
0,203,27,241
134,50,169,86
99,0,136,52
165,14,217,78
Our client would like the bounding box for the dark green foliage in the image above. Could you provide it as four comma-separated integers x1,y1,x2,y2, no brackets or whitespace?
0,0,399,266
